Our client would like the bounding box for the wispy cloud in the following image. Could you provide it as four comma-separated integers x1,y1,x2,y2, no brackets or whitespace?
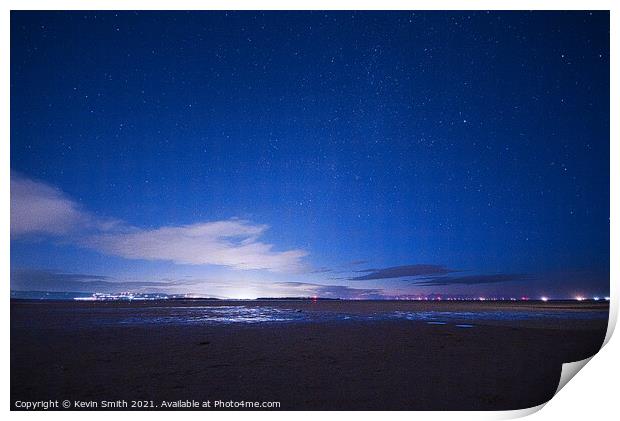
10,173,120,237
309,267,333,274
349,264,453,280
11,173,307,272
10,269,193,293
273,282,384,299
84,220,307,272
409,274,526,287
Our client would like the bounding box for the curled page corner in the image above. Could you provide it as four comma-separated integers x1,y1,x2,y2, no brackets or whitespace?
555,357,593,395
551,299,616,401
496,402,547,419
494,357,595,421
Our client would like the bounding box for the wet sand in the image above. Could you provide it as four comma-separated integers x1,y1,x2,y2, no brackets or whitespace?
11,300,608,410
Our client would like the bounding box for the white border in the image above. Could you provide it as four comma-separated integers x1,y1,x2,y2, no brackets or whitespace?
2,1,617,420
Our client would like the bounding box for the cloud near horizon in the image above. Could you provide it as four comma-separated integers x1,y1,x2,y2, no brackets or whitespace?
10,268,193,293
409,274,527,287
345,264,525,290
273,282,384,299
10,269,384,299
349,264,453,281
11,173,307,272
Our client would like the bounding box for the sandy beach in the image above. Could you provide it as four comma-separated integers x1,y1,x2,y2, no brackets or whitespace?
11,300,608,410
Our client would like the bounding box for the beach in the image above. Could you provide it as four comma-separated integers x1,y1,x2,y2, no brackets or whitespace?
11,300,608,410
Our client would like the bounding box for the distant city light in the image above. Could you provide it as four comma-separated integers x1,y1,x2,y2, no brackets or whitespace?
73,292,170,301
593,296,599,301
540,296,548,302
575,296,585,301
605,297,610,301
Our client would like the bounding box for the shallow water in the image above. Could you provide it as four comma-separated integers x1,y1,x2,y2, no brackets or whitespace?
389,310,607,322
10,301,609,330
117,305,306,324
104,305,609,326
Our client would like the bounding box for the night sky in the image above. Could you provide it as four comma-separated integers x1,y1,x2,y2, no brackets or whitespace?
10,11,610,299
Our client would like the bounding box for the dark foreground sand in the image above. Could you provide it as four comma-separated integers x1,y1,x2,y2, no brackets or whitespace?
11,300,608,410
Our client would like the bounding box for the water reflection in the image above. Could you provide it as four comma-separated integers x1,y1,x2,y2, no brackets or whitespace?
107,305,607,326
119,305,306,325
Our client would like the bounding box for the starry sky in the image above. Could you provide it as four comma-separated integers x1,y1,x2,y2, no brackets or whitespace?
10,11,610,299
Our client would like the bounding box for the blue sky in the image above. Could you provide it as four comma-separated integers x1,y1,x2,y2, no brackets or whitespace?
10,11,609,299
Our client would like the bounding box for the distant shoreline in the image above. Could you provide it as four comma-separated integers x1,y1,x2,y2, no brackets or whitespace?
9,294,611,304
